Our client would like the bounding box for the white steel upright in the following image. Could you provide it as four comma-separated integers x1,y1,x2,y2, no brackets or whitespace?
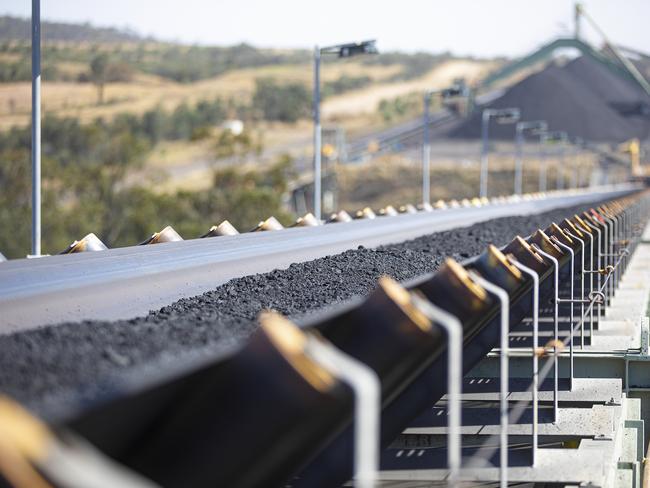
422,91,432,206
312,46,322,221
31,0,42,256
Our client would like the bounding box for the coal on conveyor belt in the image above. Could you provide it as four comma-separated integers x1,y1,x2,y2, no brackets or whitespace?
450,56,649,142
0,200,610,415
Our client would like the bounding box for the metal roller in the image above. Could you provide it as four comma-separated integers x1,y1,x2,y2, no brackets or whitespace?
62,312,352,488
327,210,353,223
473,244,524,292
416,258,492,325
59,233,108,254
398,204,417,214
432,200,447,210
200,220,239,237
529,229,565,260
355,207,376,220
296,251,550,487
292,212,321,227
378,205,399,217
314,276,446,404
503,236,549,275
545,223,575,249
138,226,183,245
251,216,285,232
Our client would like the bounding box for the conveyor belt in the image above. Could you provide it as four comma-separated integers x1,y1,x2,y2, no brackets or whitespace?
0,185,638,332
1,189,645,488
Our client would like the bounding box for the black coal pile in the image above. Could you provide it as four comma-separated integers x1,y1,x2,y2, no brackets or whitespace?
450,56,650,142
565,57,646,105
0,200,612,415
564,56,650,119
633,57,650,86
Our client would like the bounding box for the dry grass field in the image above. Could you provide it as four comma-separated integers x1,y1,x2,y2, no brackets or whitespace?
0,40,503,198
0,61,402,129
336,150,599,211
322,59,498,118
0,57,492,192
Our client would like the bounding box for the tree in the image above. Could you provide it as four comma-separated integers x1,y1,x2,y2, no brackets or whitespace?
90,53,109,105
0,149,31,257
214,129,254,161
252,78,310,123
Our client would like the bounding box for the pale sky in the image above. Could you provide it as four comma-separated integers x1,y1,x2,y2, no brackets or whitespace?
2,0,649,58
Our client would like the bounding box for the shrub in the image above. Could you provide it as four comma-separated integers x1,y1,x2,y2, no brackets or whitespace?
252,78,310,123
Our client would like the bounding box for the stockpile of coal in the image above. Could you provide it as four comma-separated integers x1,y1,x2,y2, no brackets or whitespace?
564,56,650,139
633,57,650,86
564,56,648,108
0,200,610,415
450,56,650,142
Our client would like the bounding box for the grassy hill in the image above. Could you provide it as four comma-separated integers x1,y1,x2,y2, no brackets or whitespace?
0,15,454,84
0,17,491,132
0,16,506,257
0,16,473,129
0,15,144,43
0,16,498,193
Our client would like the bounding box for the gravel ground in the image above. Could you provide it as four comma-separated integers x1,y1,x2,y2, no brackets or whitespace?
0,200,608,415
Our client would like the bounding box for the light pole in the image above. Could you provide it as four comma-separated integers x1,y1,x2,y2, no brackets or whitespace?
422,83,467,205
31,0,41,256
480,108,520,198
539,131,548,192
571,137,584,188
544,131,568,190
313,40,377,221
514,120,547,195
538,131,566,192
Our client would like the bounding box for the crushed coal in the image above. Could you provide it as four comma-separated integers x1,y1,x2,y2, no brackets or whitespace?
450,56,650,142
0,200,611,416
